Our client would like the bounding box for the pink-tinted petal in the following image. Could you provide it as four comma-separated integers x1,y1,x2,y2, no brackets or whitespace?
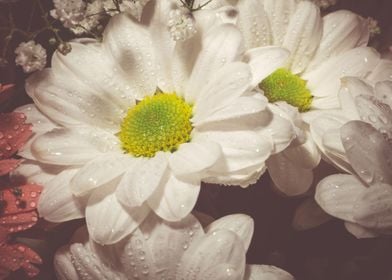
0,159,22,176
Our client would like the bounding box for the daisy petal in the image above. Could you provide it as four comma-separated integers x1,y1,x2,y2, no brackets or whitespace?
15,104,57,133
169,139,221,177
375,80,392,109
205,214,254,251
367,59,392,84
341,121,392,185
38,169,85,222
70,154,135,196
86,185,150,245
267,152,313,196
292,198,332,231
116,153,168,208
284,133,321,169
104,14,157,97
308,10,369,70
148,173,200,222
199,264,243,280
303,47,380,98
185,24,243,102
54,247,80,280
31,127,120,165
344,222,379,239
11,160,65,185
315,174,365,222
283,1,322,73
244,265,294,280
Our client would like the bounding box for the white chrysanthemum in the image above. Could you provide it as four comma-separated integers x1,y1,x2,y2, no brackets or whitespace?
310,77,392,172
14,41,47,73
315,120,392,239
14,1,293,245
217,0,392,196
54,212,294,280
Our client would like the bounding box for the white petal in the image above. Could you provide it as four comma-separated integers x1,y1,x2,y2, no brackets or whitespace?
15,104,58,133
315,174,365,222
116,153,168,208
192,62,252,123
11,160,65,185
292,198,332,231
199,264,243,280
103,14,157,97
353,182,392,231
263,0,297,45
242,46,290,88
375,80,392,109
307,10,369,70
205,214,254,251
303,47,380,98
284,133,321,169
366,59,392,84
176,230,246,279
70,154,135,196
322,128,347,165
283,1,322,73
31,127,121,165
267,152,313,196
54,246,79,280
244,265,295,280
147,173,200,221
344,222,379,239
38,169,86,222
236,0,272,49
185,24,243,102
341,121,392,185
354,95,392,139
169,139,221,177
86,184,150,245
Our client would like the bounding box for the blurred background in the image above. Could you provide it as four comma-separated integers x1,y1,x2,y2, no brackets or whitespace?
1,0,392,279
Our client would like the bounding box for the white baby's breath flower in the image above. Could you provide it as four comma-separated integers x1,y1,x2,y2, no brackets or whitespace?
70,0,104,35
103,0,150,19
310,0,337,9
367,16,381,38
168,7,197,41
14,41,47,73
50,0,86,29
54,212,294,280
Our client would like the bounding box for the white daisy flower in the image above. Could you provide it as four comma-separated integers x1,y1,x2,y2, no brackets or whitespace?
315,120,392,238
15,1,292,244
54,212,295,280
14,41,47,73
214,0,391,196
310,77,392,173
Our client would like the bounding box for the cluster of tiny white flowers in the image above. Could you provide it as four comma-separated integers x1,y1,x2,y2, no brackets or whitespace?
102,0,150,20
50,0,86,29
310,0,337,9
70,0,104,35
14,41,47,73
168,7,197,41
367,17,381,38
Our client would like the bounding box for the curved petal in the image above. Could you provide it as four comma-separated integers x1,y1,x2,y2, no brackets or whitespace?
284,133,321,169
169,138,221,178
103,14,157,98
70,153,136,196
147,173,200,222
315,174,365,222
15,104,58,133
375,80,392,109
116,153,168,208
244,265,294,280
292,198,332,231
11,160,66,185
267,152,313,196
31,127,121,165
176,230,246,279
205,214,254,251
185,24,243,102
307,10,370,70
86,184,150,245
303,47,380,98
341,121,392,186
283,1,322,73
54,247,79,280
344,222,379,239
38,169,86,222
366,59,392,84
243,47,290,88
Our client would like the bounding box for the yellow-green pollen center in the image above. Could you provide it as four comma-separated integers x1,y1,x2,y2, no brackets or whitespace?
259,68,313,112
119,93,193,157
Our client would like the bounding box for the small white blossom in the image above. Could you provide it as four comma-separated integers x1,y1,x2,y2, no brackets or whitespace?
168,7,197,41
50,0,86,29
367,17,381,38
70,0,104,35
102,0,150,20
14,41,47,73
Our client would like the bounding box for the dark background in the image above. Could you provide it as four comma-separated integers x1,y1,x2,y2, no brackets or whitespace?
1,0,392,279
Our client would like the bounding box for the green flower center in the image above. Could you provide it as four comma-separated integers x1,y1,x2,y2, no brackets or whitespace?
259,68,313,112
119,93,193,157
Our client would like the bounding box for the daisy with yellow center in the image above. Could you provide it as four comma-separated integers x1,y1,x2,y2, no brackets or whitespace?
14,1,294,245
218,0,390,195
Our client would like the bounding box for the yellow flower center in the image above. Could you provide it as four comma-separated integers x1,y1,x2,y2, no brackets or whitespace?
119,93,193,157
259,68,313,112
